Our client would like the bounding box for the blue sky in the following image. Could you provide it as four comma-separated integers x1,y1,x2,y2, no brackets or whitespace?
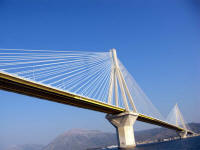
0,0,200,149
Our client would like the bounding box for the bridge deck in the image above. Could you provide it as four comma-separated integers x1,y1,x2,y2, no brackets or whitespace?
0,72,194,134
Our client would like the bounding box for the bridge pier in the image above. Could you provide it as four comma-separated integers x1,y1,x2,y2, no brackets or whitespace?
106,111,138,150
178,131,187,139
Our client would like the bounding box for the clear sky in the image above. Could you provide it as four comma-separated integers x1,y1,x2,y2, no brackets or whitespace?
0,0,200,149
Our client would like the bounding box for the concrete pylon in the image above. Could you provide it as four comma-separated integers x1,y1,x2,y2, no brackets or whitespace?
178,131,187,139
106,111,138,149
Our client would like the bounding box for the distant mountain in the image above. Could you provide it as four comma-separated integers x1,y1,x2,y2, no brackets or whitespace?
5,144,43,150
6,123,200,150
43,129,117,150
135,123,200,142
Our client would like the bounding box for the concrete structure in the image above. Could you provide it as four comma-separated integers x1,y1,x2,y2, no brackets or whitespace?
106,49,140,149
106,112,138,149
178,131,188,139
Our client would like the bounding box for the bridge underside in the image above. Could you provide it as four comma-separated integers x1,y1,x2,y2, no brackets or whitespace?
0,72,123,114
0,72,194,134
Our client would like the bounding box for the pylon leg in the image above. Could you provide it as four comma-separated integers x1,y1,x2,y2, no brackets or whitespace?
106,112,138,149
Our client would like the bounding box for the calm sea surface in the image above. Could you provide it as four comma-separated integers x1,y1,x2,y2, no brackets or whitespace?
101,136,200,150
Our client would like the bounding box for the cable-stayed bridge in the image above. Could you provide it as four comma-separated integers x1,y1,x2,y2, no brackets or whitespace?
0,49,195,149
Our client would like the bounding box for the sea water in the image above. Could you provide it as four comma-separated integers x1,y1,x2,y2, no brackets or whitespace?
101,136,200,150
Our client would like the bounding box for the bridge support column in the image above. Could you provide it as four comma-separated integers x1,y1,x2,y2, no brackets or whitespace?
178,131,187,139
106,111,138,150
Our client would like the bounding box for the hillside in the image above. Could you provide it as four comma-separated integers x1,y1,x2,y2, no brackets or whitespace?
135,123,200,142
42,129,117,150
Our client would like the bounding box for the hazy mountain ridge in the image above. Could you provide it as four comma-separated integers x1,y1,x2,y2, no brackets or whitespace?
135,123,200,142
42,129,117,150
6,123,200,150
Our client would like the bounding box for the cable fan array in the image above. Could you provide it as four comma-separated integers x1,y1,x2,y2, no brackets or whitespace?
118,60,164,120
166,104,190,130
0,49,113,103
0,49,179,122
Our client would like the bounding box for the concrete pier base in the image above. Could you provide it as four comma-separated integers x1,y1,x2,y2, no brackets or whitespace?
178,131,187,139
106,111,138,149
